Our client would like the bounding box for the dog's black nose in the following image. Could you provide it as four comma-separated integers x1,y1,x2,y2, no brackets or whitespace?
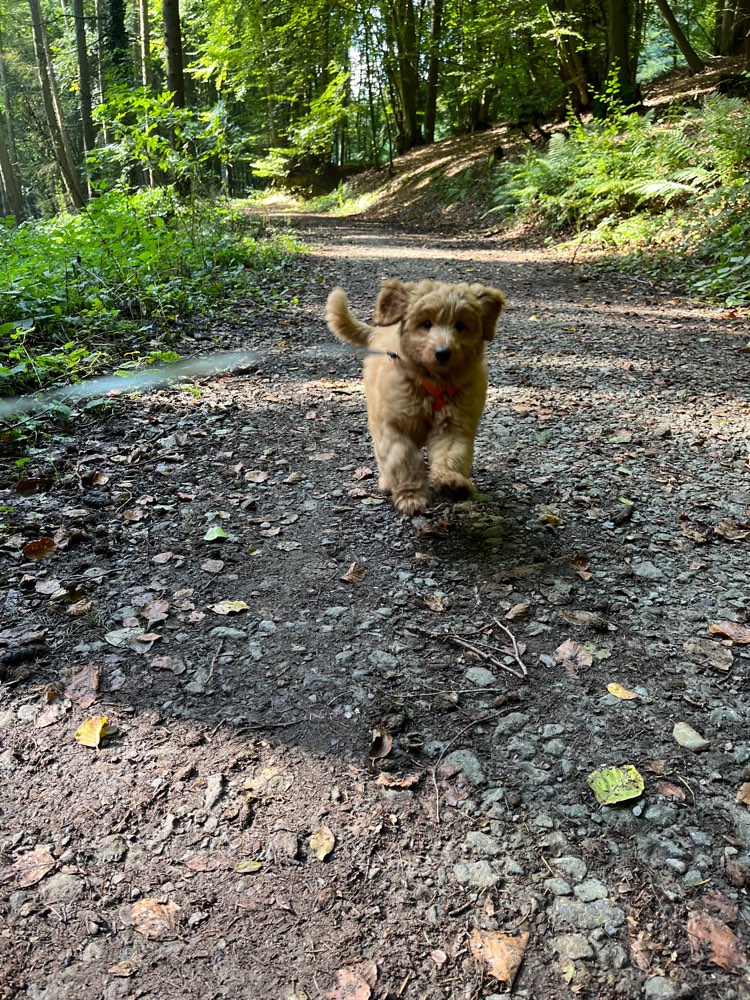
435,347,452,363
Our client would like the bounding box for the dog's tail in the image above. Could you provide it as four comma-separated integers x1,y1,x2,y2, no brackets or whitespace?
326,287,374,348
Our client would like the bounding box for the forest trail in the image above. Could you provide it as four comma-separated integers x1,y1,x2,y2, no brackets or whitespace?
2,215,750,1000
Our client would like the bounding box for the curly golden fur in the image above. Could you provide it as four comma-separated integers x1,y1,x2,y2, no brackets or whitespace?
326,278,506,516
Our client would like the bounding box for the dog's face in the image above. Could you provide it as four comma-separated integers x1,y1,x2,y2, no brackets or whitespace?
373,279,506,378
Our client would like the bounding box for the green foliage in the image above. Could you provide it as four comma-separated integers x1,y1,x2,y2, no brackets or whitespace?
0,189,302,396
490,94,750,305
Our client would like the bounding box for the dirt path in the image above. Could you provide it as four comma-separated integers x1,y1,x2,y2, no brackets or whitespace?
2,216,750,1000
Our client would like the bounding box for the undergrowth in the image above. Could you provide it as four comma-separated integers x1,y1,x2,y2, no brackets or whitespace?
0,187,303,397
489,92,750,305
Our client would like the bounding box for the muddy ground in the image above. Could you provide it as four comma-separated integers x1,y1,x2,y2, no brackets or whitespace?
1,215,750,1000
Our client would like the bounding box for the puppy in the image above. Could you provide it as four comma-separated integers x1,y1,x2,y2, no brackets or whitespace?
326,278,506,516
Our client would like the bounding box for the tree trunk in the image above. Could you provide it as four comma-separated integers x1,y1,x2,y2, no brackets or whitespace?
28,0,85,208
731,0,750,58
607,0,640,105
0,32,19,176
139,0,151,87
423,0,444,144
0,113,24,222
94,0,111,142
108,0,129,71
71,0,96,176
163,0,185,107
654,0,705,72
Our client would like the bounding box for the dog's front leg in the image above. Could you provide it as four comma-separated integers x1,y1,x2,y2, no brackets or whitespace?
375,427,429,516
428,428,476,498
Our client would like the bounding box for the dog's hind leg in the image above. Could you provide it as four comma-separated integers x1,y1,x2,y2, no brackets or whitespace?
375,428,429,516
428,429,476,498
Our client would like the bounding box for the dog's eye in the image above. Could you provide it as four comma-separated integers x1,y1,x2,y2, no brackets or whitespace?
455,320,466,333
422,320,433,330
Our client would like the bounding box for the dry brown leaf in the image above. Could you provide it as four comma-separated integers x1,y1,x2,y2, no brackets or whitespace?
22,537,57,560
572,553,592,581
340,561,366,585
309,825,335,861
67,597,93,617
66,664,100,709
141,599,170,623
368,726,393,760
35,578,62,596
375,772,422,789
658,780,686,801
201,559,225,574
152,551,173,565
35,700,70,728
324,968,371,1000
553,639,593,676
130,898,180,940
244,470,269,483
682,636,734,673
151,654,186,675
108,955,142,978
470,928,530,987
1,846,56,888
352,467,374,480
423,594,447,612
688,909,748,973
714,520,750,542
708,621,750,644
206,600,249,615
559,609,617,631
644,758,669,775
505,601,531,621
310,452,334,462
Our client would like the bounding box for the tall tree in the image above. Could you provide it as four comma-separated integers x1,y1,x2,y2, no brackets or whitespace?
607,0,640,105
654,0,705,72
28,0,85,207
163,0,185,106
424,0,444,144
71,0,96,173
0,111,23,221
139,0,151,87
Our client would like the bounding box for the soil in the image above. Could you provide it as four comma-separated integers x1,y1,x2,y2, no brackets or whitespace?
1,212,750,1000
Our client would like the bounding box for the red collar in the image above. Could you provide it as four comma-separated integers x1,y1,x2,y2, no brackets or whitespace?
420,378,458,414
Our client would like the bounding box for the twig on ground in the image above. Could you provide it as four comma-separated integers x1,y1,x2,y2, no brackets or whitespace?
446,633,526,679
491,618,529,677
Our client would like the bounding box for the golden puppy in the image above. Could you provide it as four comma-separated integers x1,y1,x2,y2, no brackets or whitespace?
326,278,506,516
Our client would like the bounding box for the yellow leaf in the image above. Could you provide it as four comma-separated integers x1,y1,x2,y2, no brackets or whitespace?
206,600,250,615
470,928,530,987
75,715,114,748
309,824,335,861
235,860,263,873
607,682,638,700
586,764,644,805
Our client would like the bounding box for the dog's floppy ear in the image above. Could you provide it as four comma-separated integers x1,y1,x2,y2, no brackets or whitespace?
471,285,506,342
373,279,410,326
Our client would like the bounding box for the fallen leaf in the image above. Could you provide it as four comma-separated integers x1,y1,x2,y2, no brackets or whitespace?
586,764,644,805
108,955,142,978
204,525,229,541
243,767,293,798
553,639,593,677
1,846,55,888
151,654,186,675
368,726,393,761
140,599,169,623
22,537,56,560
736,783,750,806
244,470,269,483
673,721,710,751
201,559,225,574
658,780,686,801
683,636,733,673
75,715,114,748
235,860,263,873
206,600,249,615
152,551,173,565
375,772,422,789
505,601,531,621
353,467,373,480
572,553,592,581
559,609,617,631
423,593,447,612
310,453,334,462
309,825,335,861
714,520,749,542
607,682,637,700
67,597,93,617
130,898,180,940
260,526,282,537
324,968,371,1000
104,627,155,651
645,758,669,775
35,700,70,728
707,621,750,644
469,928,530,987
688,909,748,972
340,561,366,585
276,540,302,551
34,577,62,596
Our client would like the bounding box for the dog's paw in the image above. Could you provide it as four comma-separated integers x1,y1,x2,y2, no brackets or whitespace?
432,472,475,499
393,489,428,517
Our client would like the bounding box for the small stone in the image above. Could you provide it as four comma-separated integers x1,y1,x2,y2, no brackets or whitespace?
258,620,277,633
550,897,625,931
644,976,678,999
466,831,503,856
0,710,15,728
672,722,710,751
552,933,594,961
573,879,608,902
17,705,37,723
209,627,247,640
493,712,530,741
665,858,687,875
267,830,299,861
95,835,128,863
368,649,398,669
544,877,572,896
683,868,704,886
40,873,84,904
630,559,665,581
204,773,225,811
554,857,588,883
453,860,500,890
506,859,524,876
445,750,486,787
465,666,497,687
